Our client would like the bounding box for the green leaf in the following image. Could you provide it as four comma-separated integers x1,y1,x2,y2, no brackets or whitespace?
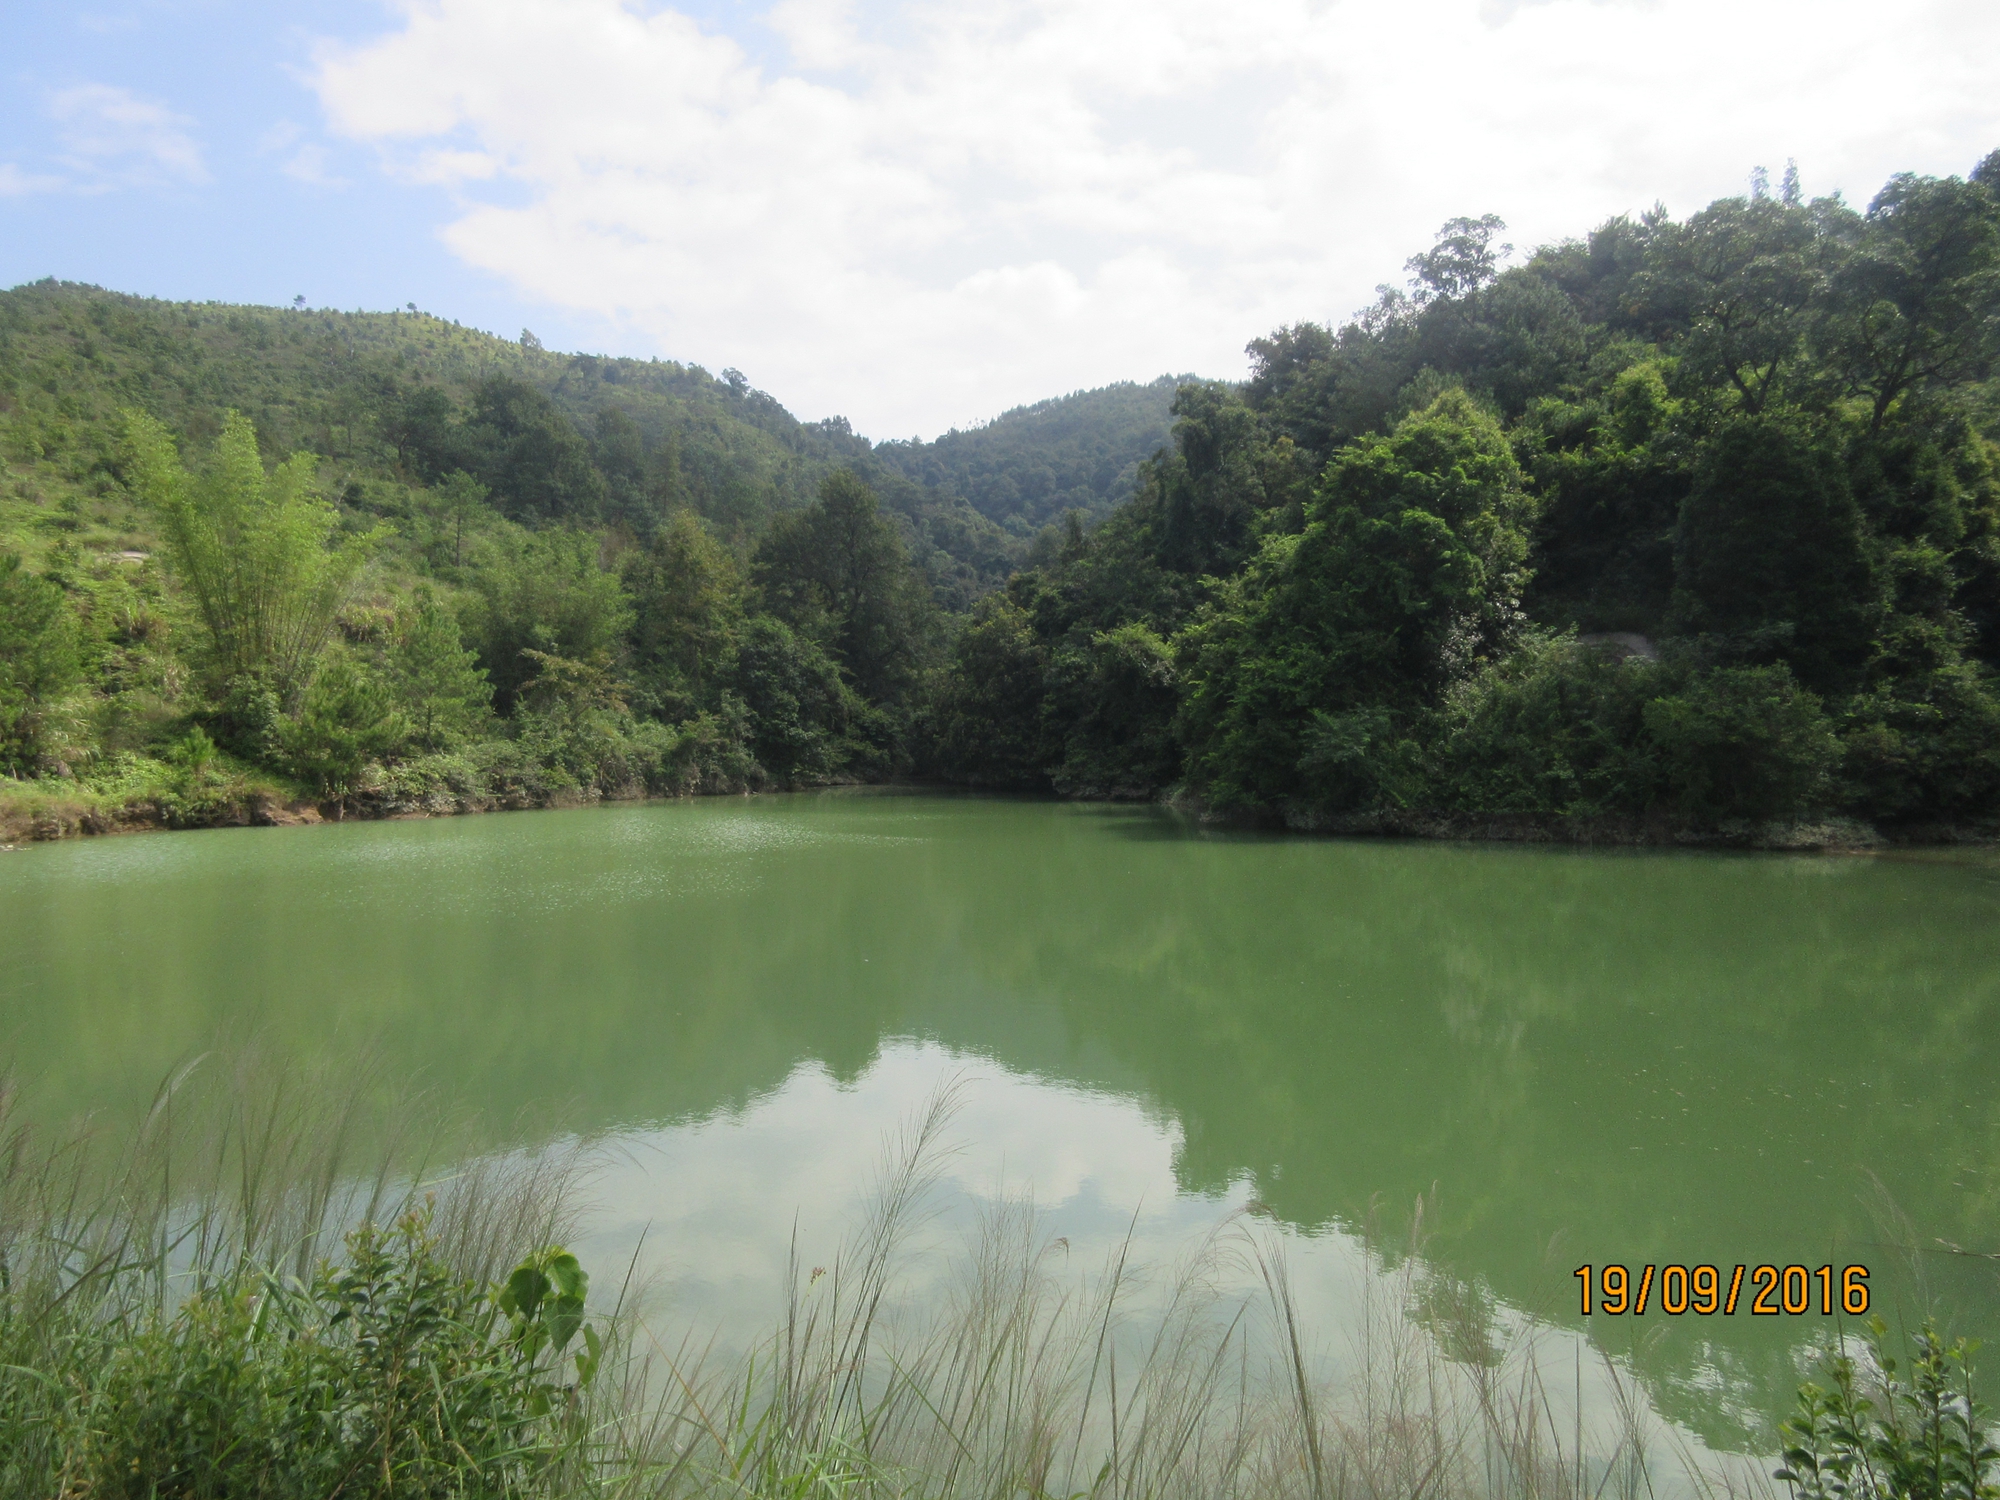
545,1250,587,1303
546,1294,584,1354
503,1263,550,1322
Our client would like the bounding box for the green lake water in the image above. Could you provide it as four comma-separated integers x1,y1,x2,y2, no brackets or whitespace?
4,790,1999,1454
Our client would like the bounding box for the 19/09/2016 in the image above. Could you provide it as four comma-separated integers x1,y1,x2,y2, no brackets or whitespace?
1574,1264,1870,1316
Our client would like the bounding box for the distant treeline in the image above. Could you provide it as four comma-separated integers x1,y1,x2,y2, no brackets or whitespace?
3,150,1999,837
873,377,1181,533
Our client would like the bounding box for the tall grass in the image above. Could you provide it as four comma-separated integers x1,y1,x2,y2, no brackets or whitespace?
0,1063,1793,1499
597,1087,1752,1500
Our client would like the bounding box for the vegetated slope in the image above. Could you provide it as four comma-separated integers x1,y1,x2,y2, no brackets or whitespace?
0,282,1047,834
872,376,1184,534
0,280,1016,601
929,153,2000,839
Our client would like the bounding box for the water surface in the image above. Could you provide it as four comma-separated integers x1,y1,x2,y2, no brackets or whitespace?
4,791,1997,1451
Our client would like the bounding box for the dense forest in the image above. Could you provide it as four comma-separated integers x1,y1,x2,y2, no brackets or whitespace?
872,376,1180,533
3,149,1999,840
933,153,2000,836
0,288,1164,832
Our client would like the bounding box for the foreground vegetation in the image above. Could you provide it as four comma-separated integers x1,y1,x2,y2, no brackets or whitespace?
2,1067,1993,1499
4,149,2000,842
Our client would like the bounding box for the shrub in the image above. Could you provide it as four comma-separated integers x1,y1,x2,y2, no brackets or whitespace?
1438,635,1665,817
0,551,83,774
1644,664,1839,822
1777,1317,2000,1500
65,1211,600,1500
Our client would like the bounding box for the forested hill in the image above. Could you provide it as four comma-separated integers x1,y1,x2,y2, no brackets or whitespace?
872,377,1182,534
0,278,1191,835
0,280,1023,600
7,148,2000,844
929,152,2000,836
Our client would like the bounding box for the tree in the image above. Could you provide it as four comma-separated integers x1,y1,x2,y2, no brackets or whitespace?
380,384,470,482
753,470,936,705
1644,665,1838,822
1517,363,1689,633
467,530,633,713
467,377,607,522
0,552,83,774
1627,195,1838,412
1670,412,1879,694
1179,391,1535,810
124,410,378,698
273,652,407,806
1817,171,2000,429
622,509,743,720
1046,622,1180,796
732,614,855,784
1142,381,1289,577
593,407,654,525
926,594,1050,787
429,471,492,572
1407,215,1511,302
394,588,493,751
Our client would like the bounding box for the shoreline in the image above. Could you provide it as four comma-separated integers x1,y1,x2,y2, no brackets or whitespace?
5,772,1995,854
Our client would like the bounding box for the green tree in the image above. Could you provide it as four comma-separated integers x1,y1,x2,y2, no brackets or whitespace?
1644,664,1838,822
468,530,633,713
1406,214,1511,302
1817,171,2000,429
1670,412,1878,694
273,652,408,805
467,377,607,522
1179,391,1536,811
0,552,84,774
1516,363,1689,633
394,588,493,751
753,470,936,705
409,470,493,572
1047,622,1181,796
1139,381,1306,577
926,594,1051,788
1435,634,1665,817
593,406,656,524
1627,194,1838,412
125,410,378,697
732,613,856,784
622,509,744,720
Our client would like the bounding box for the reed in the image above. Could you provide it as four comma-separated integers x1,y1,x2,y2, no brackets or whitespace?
0,1063,1795,1499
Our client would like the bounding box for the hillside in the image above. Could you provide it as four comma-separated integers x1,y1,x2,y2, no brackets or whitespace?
928,154,2000,837
0,280,1025,602
10,148,2000,845
873,377,1183,533
4,279,1162,834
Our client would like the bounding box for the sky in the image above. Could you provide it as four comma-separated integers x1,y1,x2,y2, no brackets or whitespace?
3,0,1998,441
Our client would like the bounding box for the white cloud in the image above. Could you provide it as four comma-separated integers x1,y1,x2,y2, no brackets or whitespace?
0,163,66,196
48,83,207,188
259,120,350,188
313,0,2000,438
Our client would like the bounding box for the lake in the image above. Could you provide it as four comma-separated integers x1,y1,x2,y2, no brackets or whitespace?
4,789,1998,1461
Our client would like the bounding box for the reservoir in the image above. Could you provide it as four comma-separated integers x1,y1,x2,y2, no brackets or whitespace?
4,790,1997,1459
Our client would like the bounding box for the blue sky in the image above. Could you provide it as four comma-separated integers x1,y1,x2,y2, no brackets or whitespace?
5,0,1998,439
0,2,606,349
